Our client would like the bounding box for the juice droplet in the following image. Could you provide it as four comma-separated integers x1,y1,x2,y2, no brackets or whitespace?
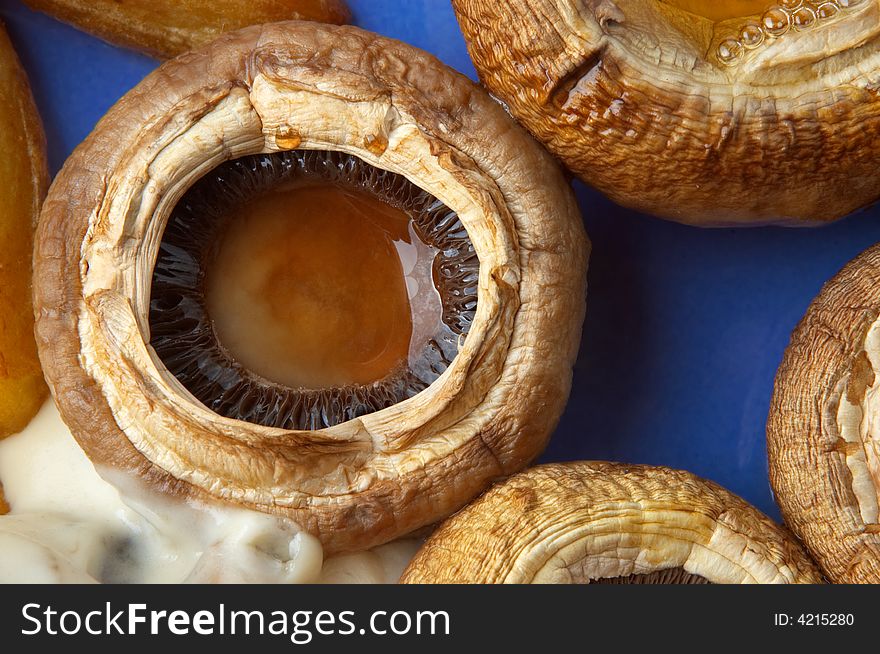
364,134,389,156
762,7,792,37
815,2,840,20
791,6,817,29
717,39,745,65
206,182,438,389
740,23,765,48
275,126,302,150
658,1,772,21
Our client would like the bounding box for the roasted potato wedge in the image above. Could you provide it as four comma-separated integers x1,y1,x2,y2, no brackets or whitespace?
0,23,48,439
25,0,351,59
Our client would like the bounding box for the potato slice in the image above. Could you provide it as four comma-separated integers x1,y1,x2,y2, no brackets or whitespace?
0,481,8,515
25,0,351,59
0,23,48,439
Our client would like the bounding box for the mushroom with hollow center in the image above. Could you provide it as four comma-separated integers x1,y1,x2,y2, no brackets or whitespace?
451,0,880,226
768,242,880,583
400,462,823,583
32,22,589,555
0,22,48,439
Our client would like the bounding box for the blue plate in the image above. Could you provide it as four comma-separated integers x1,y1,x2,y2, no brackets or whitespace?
5,0,880,521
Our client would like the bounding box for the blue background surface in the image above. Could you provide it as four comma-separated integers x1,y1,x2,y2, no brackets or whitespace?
4,0,880,521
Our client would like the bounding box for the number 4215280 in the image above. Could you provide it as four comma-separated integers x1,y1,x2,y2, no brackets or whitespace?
774,614,854,627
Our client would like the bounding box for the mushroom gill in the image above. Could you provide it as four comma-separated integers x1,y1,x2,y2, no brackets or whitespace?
451,0,880,226
400,462,823,584
591,568,710,584
32,23,589,555
768,242,880,583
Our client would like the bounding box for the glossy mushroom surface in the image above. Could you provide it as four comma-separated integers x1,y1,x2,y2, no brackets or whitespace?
25,0,350,59
0,22,48,439
769,242,880,583
401,462,823,583
33,23,589,554
452,0,880,226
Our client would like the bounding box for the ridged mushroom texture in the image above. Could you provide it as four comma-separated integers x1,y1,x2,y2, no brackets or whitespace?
0,22,48,439
768,243,880,583
24,0,351,59
32,23,589,555
400,462,824,583
451,0,880,226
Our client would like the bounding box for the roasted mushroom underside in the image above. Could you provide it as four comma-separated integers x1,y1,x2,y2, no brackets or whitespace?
452,0,880,226
149,149,481,432
32,22,589,555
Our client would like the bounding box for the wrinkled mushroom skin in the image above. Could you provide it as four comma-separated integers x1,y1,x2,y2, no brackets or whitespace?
768,243,880,583
24,0,351,59
452,0,880,226
401,462,823,583
0,23,48,439
33,23,589,554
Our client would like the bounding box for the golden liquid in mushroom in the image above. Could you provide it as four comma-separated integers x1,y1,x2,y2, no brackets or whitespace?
660,0,771,21
206,183,442,389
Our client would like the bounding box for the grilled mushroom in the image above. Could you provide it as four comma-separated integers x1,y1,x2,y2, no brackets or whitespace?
33,23,589,555
0,22,48,438
768,243,880,583
451,0,880,226
401,462,823,583
24,0,350,59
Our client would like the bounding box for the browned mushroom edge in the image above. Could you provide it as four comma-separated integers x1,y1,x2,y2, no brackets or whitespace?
769,242,880,583
451,0,880,226
401,462,824,583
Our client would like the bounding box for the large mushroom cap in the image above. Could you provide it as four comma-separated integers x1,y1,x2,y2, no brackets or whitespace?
769,242,880,583
401,462,823,583
452,0,880,226
33,22,589,554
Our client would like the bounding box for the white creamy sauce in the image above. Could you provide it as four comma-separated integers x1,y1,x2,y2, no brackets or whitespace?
0,401,421,584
